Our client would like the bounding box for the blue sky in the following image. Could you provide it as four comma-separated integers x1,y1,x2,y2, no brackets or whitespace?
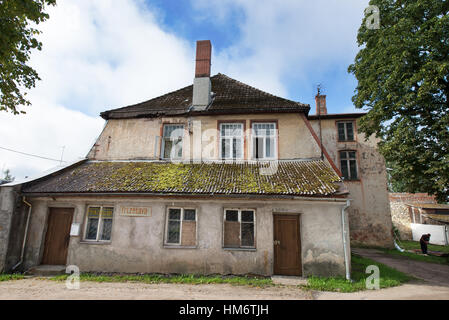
0,0,370,180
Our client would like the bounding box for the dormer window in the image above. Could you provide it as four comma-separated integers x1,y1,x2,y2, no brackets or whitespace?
161,124,184,160
220,123,244,160
337,121,355,142
252,122,277,160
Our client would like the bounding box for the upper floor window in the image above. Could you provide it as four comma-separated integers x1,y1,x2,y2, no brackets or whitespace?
252,122,277,160
84,206,114,242
337,121,355,141
162,124,184,159
220,123,244,160
340,151,358,180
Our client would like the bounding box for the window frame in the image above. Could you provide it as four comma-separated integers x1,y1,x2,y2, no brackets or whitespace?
251,122,278,160
339,150,359,181
336,121,356,142
83,205,114,243
222,208,256,249
161,123,185,160
218,122,245,160
164,207,198,246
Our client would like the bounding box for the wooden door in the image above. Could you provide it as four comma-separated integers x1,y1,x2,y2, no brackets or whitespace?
42,208,74,265
273,214,302,276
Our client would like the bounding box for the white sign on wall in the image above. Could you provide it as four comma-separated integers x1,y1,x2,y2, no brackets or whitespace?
70,223,80,236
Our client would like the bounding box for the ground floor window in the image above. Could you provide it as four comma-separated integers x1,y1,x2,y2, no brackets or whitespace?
84,206,114,241
223,209,255,248
165,208,197,246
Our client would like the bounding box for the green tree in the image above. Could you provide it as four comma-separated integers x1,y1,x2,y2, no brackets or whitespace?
349,0,449,202
0,168,14,184
0,0,56,114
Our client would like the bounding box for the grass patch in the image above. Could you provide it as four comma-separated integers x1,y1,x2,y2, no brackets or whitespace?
382,249,449,265
354,241,449,265
304,254,413,293
0,274,25,282
49,273,273,287
353,241,449,265
396,240,449,253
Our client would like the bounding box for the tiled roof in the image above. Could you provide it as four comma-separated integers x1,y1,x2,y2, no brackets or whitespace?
100,73,310,120
22,160,343,197
307,113,366,120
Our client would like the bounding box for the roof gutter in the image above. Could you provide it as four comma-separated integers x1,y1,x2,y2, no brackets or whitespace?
341,199,351,281
21,192,348,202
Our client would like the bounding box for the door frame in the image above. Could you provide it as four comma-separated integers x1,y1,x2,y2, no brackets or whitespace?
40,207,74,265
272,213,303,276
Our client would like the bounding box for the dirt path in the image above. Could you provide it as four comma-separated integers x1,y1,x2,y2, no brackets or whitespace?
352,248,449,286
0,278,314,300
1,277,449,300
1,249,449,300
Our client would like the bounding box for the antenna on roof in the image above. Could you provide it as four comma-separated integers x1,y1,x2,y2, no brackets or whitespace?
317,83,322,95
316,84,324,160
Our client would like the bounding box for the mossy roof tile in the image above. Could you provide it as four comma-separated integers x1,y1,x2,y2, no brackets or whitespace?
22,160,342,196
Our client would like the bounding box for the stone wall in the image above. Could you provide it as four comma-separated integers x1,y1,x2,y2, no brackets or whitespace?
0,186,21,272
389,193,436,240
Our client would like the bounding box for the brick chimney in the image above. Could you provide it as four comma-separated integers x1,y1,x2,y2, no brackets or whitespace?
315,93,327,115
192,40,212,111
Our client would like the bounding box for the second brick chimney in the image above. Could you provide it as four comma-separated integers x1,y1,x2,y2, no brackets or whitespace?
192,40,212,111
315,93,327,115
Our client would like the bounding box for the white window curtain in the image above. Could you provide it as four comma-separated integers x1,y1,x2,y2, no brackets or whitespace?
220,123,244,160
252,123,276,159
162,124,184,159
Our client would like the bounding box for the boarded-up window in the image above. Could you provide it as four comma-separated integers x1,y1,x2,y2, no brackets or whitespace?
223,209,255,248
84,206,114,242
165,208,197,246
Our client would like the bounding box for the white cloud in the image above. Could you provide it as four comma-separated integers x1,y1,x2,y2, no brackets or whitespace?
0,0,372,180
195,0,369,100
0,0,195,179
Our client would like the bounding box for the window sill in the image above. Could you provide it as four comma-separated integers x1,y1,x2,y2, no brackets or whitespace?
79,240,112,245
223,247,256,252
337,140,357,143
163,245,197,249
342,179,361,182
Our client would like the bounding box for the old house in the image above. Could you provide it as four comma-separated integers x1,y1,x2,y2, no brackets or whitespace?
0,40,393,278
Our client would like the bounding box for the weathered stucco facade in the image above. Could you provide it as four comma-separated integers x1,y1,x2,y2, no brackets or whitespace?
0,41,394,278
88,113,322,162
18,196,349,277
309,117,394,248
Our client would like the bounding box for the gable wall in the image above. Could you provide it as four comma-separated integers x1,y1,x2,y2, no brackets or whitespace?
310,118,393,247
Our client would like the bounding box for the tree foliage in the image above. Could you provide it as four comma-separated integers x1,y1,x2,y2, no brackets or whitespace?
349,0,449,202
0,0,56,114
0,168,14,184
